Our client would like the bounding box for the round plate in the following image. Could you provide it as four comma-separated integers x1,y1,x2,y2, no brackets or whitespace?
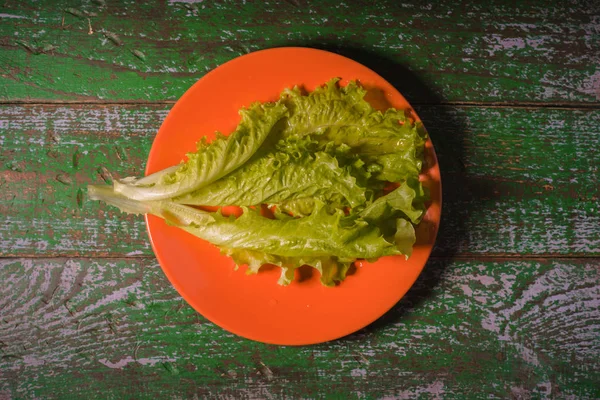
145,47,441,345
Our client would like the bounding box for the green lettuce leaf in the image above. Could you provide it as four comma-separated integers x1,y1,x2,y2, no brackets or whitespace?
89,78,429,286
221,248,353,286
359,179,427,225
281,79,426,184
89,185,400,260
112,101,288,201
174,137,367,209
172,80,425,212
88,183,417,286
360,120,427,182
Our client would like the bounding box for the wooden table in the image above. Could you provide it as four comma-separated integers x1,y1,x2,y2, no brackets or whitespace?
1,1,599,398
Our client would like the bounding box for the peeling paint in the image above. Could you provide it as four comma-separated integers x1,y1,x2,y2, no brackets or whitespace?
0,13,27,19
579,70,600,100
98,356,177,369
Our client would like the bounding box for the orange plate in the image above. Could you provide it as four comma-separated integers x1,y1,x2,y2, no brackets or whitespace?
145,47,442,345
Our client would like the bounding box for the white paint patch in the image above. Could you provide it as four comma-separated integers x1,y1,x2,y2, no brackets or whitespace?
32,29,46,38
572,208,600,253
511,386,530,398
22,355,45,367
82,281,143,315
98,356,176,369
473,274,496,286
393,380,446,399
484,34,526,56
526,37,546,49
495,22,538,33
168,0,203,3
350,368,367,377
0,13,27,19
579,70,600,100
461,284,473,296
481,311,501,334
514,343,540,367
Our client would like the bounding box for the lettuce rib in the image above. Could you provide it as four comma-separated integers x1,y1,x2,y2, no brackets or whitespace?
174,149,366,209
112,102,288,201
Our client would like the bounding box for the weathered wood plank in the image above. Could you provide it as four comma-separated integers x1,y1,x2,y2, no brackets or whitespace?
0,257,598,398
1,104,598,257
0,0,599,103
423,105,600,257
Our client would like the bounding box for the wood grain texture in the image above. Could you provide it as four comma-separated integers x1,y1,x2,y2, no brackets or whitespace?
1,104,598,257
1,0,599,398
0,0,599,103
0,257,598,399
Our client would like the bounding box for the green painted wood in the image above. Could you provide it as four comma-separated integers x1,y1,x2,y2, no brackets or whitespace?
1,104,598,257
1,0,599,103
0,257,598,398
2,1,599,398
